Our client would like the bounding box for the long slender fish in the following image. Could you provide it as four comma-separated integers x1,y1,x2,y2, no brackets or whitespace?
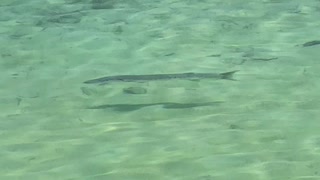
84,70,238,85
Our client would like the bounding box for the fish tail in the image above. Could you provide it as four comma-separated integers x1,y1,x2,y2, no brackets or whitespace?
219,70,239,80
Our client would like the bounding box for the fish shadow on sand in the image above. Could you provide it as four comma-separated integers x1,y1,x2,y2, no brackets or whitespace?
87,101,223,112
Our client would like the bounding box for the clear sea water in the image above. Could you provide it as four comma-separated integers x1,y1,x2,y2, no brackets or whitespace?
1,0,320,179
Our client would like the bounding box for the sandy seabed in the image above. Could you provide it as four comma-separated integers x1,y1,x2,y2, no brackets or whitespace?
1,0,320,179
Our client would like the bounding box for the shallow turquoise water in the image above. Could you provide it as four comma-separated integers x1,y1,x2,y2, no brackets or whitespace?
1,0,320,179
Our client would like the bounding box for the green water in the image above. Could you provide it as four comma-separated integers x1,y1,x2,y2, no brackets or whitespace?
1,0,320,179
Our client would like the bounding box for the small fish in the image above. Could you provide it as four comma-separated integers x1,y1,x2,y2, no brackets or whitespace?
84,70,238,85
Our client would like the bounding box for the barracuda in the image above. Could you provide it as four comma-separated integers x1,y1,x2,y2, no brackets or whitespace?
84,70,238,85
